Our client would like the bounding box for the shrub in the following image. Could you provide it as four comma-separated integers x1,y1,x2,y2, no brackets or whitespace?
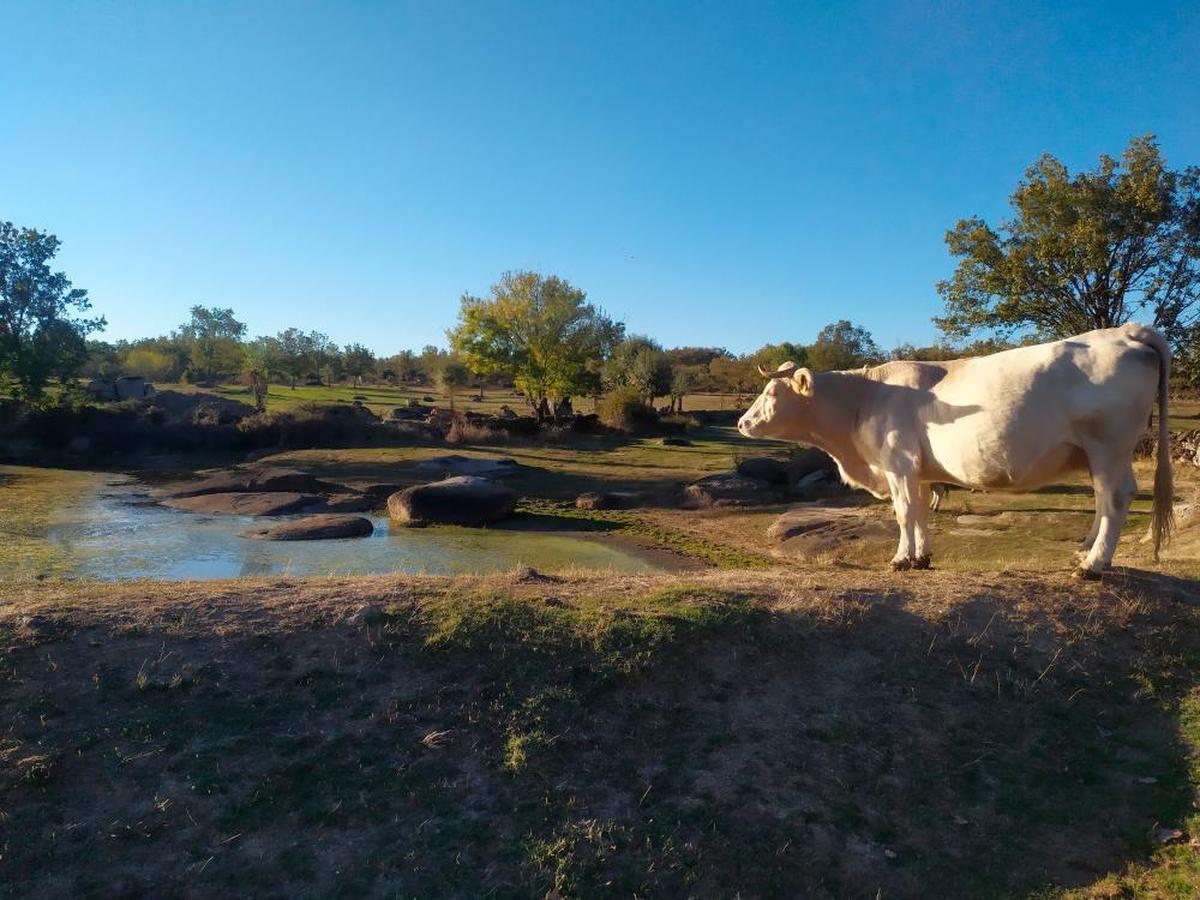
597,388,658,433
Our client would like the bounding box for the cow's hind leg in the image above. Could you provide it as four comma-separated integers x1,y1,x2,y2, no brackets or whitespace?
1076,458,1136,578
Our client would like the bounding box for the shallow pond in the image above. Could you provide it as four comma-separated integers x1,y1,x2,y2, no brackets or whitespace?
0,466,665,580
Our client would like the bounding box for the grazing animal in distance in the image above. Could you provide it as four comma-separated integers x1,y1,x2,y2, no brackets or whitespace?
738,324,1173,577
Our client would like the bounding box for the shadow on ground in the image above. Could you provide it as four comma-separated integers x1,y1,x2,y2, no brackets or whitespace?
1,573,1197,897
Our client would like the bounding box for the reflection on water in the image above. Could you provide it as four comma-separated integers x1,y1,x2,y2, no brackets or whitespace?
1,466,662,581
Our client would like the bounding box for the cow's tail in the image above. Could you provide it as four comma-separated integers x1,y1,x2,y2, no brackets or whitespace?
1128,325,1174,560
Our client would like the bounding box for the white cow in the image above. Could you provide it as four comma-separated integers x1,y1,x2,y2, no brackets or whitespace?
737,324,1174,577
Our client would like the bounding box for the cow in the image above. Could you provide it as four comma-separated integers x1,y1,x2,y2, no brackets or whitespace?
737,324,1174,578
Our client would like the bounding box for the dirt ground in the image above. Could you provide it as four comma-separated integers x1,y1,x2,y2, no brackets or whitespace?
3,566,1199,898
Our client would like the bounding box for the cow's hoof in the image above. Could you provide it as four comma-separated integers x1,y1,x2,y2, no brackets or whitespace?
890,558,912,572
1072,566,1102,582
912,555,932,570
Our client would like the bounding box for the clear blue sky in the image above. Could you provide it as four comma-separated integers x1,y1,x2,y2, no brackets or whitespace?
2,1,1197,356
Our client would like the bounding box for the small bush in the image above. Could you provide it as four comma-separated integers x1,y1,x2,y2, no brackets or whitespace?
597,388,658,434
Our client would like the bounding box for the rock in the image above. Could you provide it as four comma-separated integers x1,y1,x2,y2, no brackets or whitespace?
736,456,793,485
661,436,692,447
168,467,340,498
352,394,369,401
685,473,782,507
86,379,118,402
359,482,407,504
319,493,375,513
414,455,521,478
388,476,517,526
163,491,316,516
768,505,894,558
349,603,387,626
790,447,838,478
955,514,995,525
1170,429,1200,467
796,469,831,489
575,491,641,510
115,375,153,400
244,514,374,540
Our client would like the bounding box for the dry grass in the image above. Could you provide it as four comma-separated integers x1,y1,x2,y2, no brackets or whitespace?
3,567,1200,897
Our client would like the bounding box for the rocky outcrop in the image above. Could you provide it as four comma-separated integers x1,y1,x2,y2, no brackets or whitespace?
163,491,315,516
387,476,517,526
767,504,894,559
243,514,374,541
167,467,342,498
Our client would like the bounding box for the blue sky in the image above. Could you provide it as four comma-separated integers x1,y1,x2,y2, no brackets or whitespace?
2,1,1198,355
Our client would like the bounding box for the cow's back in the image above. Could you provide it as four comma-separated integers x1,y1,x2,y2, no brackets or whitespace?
879,327,1160,489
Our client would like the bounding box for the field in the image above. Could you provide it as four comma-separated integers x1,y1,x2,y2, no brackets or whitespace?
3,406,1200,897
147,379,763,419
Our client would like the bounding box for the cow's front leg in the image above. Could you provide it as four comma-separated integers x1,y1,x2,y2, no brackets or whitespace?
885,471,920,571
913,483,933,568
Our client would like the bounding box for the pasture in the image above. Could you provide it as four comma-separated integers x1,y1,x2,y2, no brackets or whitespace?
3,417,1200,897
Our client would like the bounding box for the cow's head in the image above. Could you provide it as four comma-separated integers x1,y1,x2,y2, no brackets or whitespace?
737,362,814,439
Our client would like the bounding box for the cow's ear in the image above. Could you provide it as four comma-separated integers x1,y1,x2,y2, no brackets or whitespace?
791,367,814,397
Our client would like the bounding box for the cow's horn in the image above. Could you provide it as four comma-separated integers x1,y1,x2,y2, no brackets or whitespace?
759,362,797,379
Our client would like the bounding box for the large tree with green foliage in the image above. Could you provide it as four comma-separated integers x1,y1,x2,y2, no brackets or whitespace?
935,135,1200,356
0,221,104,401
179,306,245,384
807,320,880,371
603,336,673,405
449,271,623,409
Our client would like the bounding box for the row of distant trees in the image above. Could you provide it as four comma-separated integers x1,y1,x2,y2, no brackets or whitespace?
3,134,1199,409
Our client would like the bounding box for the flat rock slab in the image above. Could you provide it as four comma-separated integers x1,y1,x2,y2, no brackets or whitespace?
388,476,517,526
685,473,782,507
243,514,374,541
414,455,521,478
575,491,642,510
167,467,342,498
768,504,894,559
163,491,316,516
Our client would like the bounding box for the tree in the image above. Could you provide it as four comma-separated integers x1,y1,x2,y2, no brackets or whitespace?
807,320,881,371
243,336,285,411
436,358,473,410
449,271,623,410
747,341,809,374
669,363,706,412
342,343,376,386
179,306,245,384
935,135,1200,353
121,346,176,381
277,328,313,388
603,336,672,405
307,332,336,385
709,355,757,396
0,221,104,401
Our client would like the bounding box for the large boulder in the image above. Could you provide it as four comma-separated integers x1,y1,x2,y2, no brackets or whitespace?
163,491,316,516
243,514,373,541
684,473,783,507
388,476,516,526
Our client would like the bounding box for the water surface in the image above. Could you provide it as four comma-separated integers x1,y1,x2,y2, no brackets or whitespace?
0,465,663,580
